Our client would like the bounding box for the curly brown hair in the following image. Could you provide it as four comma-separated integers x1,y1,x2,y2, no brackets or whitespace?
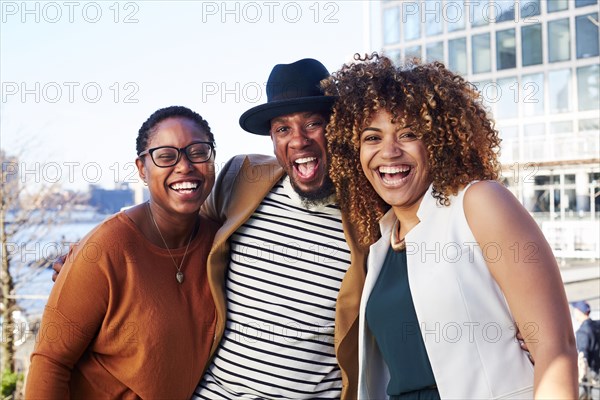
322,53,501,248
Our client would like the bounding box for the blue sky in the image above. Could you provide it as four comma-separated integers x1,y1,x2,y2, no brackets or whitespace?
1,1,370,190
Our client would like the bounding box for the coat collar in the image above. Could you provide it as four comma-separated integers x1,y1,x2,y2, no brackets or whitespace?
377,183,437,237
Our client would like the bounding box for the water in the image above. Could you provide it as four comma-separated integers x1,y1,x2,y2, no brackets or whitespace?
9,216,109,319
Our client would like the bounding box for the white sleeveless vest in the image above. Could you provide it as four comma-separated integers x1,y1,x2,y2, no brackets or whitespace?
358,183,534,399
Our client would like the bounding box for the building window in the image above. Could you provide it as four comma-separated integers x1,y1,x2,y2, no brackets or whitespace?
402,2,421,41
426,41,444,62
522,73,545,116
550,121,573,135
499,125,520,162
473,79,494,110
580,118,600,133
383,7,400,45
549,69,572,113
446,0,466,31
448,37,467,75
386,49,401,65
473,33,491,73
523,122,546,137
577,64,600,111
522,124,546,162
471,0,489,27
500,125,519,140
548,19,571,62
575,0,598,7
497,29,517,70
576,13,600,59
521,0,541,17
522,24,543,66
494,0,516,23
425,0,443,36
496,77,519,118
548,0,569,12
405,45,422,60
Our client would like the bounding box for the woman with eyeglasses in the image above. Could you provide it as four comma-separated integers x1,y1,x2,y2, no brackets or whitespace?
26,106,219,399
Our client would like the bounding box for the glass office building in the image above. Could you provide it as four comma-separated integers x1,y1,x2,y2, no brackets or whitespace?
373,0,599,258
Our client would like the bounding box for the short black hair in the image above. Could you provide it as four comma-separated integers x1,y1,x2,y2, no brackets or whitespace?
136,106,215,155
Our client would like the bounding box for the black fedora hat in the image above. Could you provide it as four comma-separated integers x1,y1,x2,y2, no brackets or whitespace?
239,58,336,136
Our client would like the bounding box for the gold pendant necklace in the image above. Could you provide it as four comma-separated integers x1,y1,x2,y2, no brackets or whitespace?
390,219,406,252
147,202,195,284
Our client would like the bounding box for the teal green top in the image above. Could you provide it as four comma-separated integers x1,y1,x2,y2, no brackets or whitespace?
365,246,439,398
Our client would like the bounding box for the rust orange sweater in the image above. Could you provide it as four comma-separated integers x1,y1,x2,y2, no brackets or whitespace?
26,212,218,399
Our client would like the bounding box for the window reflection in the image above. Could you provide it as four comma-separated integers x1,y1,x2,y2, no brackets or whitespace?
521,0,540,17
548,19,571,62
473,33,491,73
448,38,467,75
495,0,515,23
471,0,489,27
548,0,568,12
473,79,494,110
580,118,600,133
426,41,444,62
522,73,544,116
403,2,421,41
524,122,546,137
383,7,400,45
550,121,573,135
496,77,519,118
576,13,599,59
497,29,516,70
446,1,465,31
386,50,401,65
575,0,598,7
425,0,443,36
522,24,543,66
549,69,572,113
577,64,600,111
405,45,422,60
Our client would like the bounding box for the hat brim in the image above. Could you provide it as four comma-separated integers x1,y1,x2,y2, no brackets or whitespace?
239,96,336,136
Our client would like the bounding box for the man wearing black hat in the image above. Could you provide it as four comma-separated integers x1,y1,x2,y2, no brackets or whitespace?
192,59,366,399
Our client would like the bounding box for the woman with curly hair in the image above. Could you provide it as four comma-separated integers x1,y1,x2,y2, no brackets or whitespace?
322,54,577,399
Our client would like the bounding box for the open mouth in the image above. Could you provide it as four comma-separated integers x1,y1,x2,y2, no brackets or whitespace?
169,181,200,194
378,165,411,185
294,157,319,180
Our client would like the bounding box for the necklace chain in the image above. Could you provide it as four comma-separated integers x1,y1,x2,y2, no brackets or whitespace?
390,219,406,252
147,202,194,284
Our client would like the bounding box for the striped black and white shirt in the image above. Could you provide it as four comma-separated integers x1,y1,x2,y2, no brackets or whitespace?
192,176,351,399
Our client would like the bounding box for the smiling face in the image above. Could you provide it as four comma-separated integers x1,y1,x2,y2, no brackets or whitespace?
136,116,215,217
360,109,432,215
270,111,333,201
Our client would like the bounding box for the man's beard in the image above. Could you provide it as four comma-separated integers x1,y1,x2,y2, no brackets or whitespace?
290,175,336,209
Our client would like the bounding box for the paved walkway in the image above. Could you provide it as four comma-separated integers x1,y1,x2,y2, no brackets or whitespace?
560,263,600,284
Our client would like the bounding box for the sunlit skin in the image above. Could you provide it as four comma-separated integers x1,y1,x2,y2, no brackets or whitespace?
360,110,577,398
270,111,332,200
464,181,578,399
133,117,215,248
359,109,431,236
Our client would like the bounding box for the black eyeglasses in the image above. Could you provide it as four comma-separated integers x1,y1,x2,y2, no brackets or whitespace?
138,141,214,167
